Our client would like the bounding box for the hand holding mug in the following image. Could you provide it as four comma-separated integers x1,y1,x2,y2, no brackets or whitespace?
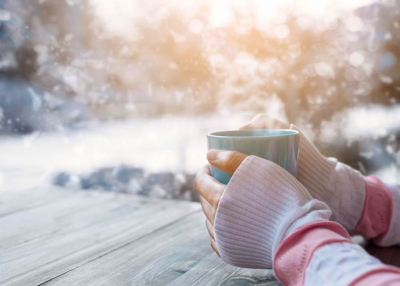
194,150,248,256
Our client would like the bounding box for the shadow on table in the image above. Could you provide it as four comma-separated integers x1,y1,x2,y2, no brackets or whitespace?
353,235,400,267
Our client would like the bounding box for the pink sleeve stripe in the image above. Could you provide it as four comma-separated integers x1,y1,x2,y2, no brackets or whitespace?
274,221,351,286
354,176,393,242
349,266,400,286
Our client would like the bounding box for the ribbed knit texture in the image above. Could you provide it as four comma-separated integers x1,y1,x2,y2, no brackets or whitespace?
214,155,331,269
305,242,399,286
291,125,366,232
379,183,400,246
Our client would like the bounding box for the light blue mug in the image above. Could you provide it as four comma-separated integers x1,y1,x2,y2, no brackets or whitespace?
207,129,300,184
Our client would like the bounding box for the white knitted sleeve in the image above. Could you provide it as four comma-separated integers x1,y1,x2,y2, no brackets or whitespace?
305,242,386,286
214,155,331,269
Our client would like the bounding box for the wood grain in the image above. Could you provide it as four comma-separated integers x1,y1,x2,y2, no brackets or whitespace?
0,189,200,286
2,189,400,286
43,211,279,286
0,187,75,217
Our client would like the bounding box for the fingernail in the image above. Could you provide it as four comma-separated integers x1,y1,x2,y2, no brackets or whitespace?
207,149,220,162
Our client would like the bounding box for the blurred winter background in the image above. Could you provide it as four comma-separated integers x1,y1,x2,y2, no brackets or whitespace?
0,0,399,200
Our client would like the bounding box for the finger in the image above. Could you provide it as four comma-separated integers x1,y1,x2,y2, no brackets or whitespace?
200,196,216,224
239,114,289,130
211,240,220,256
206,219,215,239
207,150,248,175
194,166,225,208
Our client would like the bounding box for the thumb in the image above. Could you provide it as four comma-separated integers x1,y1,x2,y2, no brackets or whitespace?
207,150,248,175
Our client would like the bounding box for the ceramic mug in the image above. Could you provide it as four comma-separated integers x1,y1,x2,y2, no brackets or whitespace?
207,129,300,184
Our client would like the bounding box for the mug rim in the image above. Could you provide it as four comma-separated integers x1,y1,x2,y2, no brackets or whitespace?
207,129,299,138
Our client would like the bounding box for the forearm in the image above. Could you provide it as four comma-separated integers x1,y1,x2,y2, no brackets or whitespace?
275,221,400,286
293,123,400,245
211,155,400,285
289,124,400,246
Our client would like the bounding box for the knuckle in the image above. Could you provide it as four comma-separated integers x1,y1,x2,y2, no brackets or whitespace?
193,173,201,190
224,152,245,171
213,200,219,211
225,151,240,166
212,192,221,210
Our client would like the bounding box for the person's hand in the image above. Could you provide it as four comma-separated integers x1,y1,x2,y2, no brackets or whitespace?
240,114,366,234
198,153,332,269
194,149,248,255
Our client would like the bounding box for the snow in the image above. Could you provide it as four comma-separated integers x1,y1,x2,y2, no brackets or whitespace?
349,52,365,67
0,9,11,21
0,106,398,194
342,105,400,140
0,115,249,192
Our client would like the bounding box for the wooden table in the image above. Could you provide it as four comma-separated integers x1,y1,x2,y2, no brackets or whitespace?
1,188,400,286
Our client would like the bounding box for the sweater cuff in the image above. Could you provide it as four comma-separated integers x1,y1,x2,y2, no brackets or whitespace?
354,176,392,244
377,182,400,246
274,221,351,286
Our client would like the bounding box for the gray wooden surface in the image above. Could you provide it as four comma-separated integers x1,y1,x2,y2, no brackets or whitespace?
0,188,277,286
1,188,400,286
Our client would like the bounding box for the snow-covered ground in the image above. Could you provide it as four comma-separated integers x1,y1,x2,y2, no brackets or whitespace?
0,114,250,192
0,107,399,193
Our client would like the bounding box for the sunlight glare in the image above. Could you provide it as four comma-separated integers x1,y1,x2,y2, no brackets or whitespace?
90,0,376,40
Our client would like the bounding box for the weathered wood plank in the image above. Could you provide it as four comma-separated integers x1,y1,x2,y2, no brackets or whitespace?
168,254,278,286
0,190,201,286
1,189,179,249
43,211,279,286
3,189,400,286
41,210,400,286
0,187,76,217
